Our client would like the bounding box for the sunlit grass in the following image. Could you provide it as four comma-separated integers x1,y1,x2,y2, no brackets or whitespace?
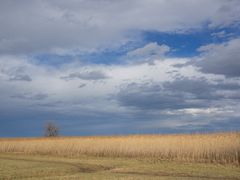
0,132,239,165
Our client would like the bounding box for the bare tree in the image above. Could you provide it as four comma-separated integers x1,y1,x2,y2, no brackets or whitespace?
44,122,59,137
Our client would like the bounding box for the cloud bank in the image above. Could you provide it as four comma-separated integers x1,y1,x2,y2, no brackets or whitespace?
1,0,240,55
0,0,240,136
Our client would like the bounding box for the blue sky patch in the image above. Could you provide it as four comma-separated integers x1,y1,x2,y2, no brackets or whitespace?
142,27,240,57
32,28,240,66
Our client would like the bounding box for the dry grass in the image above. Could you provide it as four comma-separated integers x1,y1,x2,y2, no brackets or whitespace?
0,132,239,165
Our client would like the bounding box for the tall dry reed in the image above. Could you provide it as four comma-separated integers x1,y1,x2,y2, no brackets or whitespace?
0,132,239,165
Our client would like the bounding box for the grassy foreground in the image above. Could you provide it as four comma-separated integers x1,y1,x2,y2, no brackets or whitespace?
0,132,239,179
0,153,240,180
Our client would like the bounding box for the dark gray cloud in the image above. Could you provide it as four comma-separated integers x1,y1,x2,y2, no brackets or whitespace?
61,70,108,81
117,77,240,111
9,74,32,82
10,93,48,101
79,83,87,88
163,77,240,100
195,38,240,77
117,81,205,110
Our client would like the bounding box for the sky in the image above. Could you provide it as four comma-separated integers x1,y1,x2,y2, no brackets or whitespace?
0,0,240,137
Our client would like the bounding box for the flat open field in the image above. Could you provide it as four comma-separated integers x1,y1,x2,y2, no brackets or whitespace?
1,153,240,180
0,132,239,179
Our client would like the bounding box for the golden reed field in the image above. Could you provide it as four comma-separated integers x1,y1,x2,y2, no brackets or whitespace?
0,132,239,165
